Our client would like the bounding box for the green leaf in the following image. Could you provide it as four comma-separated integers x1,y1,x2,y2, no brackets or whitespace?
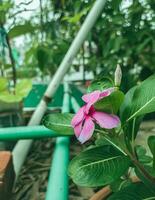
136,145,152,164
87,76,114,93
0,78,8,91
95,134,111,146
110,179,132,192
62,6,90,23
120,75,155,122
0,91,23,103
148,136,155,169
120,86,143,140
36,46,49,71
107,182,155,200
0,79,32,103
68,145,130,187
42,113,74,135
8,23,38,38
0,2,13,12
94,90,124,114
15,79,32,98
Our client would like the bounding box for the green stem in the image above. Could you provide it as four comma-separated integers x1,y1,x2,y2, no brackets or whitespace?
95,129,127,155
131,155,155,184
5,33,16,88
131,118,137,156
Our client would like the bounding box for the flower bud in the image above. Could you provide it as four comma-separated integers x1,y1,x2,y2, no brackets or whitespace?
114,65,122,87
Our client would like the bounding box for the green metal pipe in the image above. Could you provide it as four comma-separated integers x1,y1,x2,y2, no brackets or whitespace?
0,126,70,141
46,83,70,200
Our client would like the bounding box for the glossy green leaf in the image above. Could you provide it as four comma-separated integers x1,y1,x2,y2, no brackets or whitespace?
94,90,124,114
148,136,155,169
120,75,155,122
120,86,143,140
68,145,130,187
87,76,114,93
110,179,132,192
108,182,155,200
43,113,74,135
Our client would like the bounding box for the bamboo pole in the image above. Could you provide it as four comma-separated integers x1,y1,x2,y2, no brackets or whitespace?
29,0,107,125
13,0,107,178
45,83,70,200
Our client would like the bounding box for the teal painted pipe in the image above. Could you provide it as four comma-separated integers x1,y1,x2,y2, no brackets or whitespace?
71,97,80,113
46,83,70,200
0,125,70,141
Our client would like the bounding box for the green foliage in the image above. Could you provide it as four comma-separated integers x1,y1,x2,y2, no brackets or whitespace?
108,182,155,200
43,113,74,135
36,45,49,72
68,145,130,187
122,75,155,121
15,79,32,97
87,77,114,93
0,77,8,91
110,179,132,193
0,79,32,103
120,75,155,139
148,136,155,169
135,165,155,192
8,23,38,38
94,90,124,114
136,145,152,164
43,72,155,194
63,6,90,23
0,1,13,23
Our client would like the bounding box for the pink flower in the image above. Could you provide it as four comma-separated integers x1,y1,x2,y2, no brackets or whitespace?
71,89,120,143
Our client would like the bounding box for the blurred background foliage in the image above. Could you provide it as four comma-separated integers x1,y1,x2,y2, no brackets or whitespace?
0,0,155,92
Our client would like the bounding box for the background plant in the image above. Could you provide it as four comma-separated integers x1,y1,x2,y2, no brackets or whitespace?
1,0,155,88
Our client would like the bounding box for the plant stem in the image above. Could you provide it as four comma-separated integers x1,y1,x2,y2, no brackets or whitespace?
126,149,155,184
39,0,44,42
131,118,136,156
5,33,16,88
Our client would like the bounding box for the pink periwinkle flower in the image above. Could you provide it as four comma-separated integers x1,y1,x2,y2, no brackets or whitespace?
71,88,120,143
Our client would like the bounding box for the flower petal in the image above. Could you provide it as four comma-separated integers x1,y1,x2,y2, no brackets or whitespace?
92,111,120,129
74,121,83,138
82,90,100,103
99,87,115,99
78,116,95,144
71,106,85,127
82,91,100,114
